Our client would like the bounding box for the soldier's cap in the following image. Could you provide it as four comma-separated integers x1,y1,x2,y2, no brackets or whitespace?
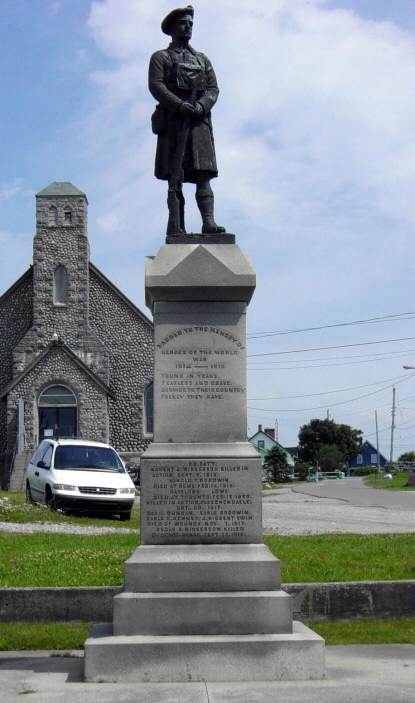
161,6,194,35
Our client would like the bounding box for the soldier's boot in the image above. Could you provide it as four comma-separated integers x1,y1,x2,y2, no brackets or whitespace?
178,188,186,233
167,187,185,236
196,193,226,234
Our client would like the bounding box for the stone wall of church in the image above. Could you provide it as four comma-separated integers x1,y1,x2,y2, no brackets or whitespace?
6,345,109,452
0,271,33,467
89,267,154,454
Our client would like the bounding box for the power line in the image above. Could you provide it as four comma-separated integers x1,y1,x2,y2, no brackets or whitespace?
248,336,415,359
247,372,415,413
248,311,415,339
248,374,408,401
248,347,415,365
248,356,415,371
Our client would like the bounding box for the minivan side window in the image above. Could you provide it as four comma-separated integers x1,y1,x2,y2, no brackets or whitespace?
41,446,53,469
31,442,47,465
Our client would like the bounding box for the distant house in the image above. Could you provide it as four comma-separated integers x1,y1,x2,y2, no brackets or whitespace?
285,446,300,461
248,424,295,467
347,440,387,470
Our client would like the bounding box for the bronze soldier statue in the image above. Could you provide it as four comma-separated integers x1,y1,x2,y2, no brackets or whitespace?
149,5,225,237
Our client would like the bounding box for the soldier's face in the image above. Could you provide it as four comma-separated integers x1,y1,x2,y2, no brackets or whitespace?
171,16,193,41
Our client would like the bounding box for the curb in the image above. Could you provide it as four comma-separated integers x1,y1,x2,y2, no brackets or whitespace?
1,580,414,622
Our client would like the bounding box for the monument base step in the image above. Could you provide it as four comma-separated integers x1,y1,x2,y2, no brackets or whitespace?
124,543,281,592
113,589,292,635
84,621,325,682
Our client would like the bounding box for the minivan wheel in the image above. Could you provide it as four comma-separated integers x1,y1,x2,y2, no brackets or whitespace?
26,482,33,504
45,486,57,511
119,510,131,522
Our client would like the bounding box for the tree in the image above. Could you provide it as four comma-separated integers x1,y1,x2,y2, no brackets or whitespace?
318,444,344,472
263,444,291,483
298,418,362,465
398,451,415,462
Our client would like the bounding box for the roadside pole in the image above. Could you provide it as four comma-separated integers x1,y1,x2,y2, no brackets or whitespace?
389,387,396,465
375,409,380,473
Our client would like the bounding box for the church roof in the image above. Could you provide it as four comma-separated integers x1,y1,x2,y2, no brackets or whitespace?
89,262,153,329
0,339,115,400
36,182,86,197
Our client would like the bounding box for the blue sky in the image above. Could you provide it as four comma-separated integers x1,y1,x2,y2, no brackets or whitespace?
2,0,415,456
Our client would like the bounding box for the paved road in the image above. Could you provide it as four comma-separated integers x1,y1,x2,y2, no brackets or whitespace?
0,646,414,702
293,476,415,510
262,478,415,535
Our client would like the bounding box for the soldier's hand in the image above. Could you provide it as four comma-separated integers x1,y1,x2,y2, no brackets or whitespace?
179,102,195,117
192,102,204,118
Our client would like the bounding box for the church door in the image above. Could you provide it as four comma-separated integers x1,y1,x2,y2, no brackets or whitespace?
38,386,77,440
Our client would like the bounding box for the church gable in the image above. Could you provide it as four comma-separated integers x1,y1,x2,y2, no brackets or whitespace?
4,341,111,451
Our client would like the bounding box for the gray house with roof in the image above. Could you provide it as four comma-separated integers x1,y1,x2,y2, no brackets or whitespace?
0,182,154,488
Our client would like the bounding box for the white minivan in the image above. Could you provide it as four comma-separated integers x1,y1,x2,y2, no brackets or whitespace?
26,438,135,520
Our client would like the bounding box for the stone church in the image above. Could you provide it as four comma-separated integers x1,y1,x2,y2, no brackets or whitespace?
0,182,154,488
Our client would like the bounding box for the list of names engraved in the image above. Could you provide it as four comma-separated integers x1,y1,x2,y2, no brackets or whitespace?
141,459,261,544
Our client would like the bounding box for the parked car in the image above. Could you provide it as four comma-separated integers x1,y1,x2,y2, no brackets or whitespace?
26,439,135,520
125,461,140,486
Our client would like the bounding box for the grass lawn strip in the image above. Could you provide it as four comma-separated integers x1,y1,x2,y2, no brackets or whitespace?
308,616,415,645
364,472,415,490
1,618,414,651
0,491,139,529
0,622,91,651
0,533,138,587
264,533,415,583
0,533,414,587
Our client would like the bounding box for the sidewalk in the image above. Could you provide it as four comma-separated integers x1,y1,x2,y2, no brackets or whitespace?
0,644,414,702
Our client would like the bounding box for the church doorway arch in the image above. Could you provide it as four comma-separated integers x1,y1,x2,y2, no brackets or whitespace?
38,385,77,440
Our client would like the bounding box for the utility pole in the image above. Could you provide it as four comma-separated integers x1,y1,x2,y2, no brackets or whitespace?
375,409,380,472
326,409,330,421
274,418,279,443
389,387,396,465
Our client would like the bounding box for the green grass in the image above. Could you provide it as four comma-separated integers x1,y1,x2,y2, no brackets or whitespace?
0,490,139,529
0,622,91,651
364,472,415,490
0,533,138,586
264,533,415,583
308,617,415,645
1,617,415,650
0,532,414,587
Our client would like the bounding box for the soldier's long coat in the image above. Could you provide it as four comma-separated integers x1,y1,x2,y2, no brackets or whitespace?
148,46,219,183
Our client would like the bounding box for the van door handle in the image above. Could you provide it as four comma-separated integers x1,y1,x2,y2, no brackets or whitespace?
35,471,39,477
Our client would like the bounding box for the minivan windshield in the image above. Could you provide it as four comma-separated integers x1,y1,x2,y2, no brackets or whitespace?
54,445,125,472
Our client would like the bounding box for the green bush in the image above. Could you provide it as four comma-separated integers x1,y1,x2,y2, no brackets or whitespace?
263,445,291,483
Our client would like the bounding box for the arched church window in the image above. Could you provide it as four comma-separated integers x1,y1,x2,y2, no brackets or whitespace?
48,206,57,226
144,381,154,435
38,385,77,407
53,265,68,305
64,208,73,225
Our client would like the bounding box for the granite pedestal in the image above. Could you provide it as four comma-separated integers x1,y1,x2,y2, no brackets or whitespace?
84,239,325,682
